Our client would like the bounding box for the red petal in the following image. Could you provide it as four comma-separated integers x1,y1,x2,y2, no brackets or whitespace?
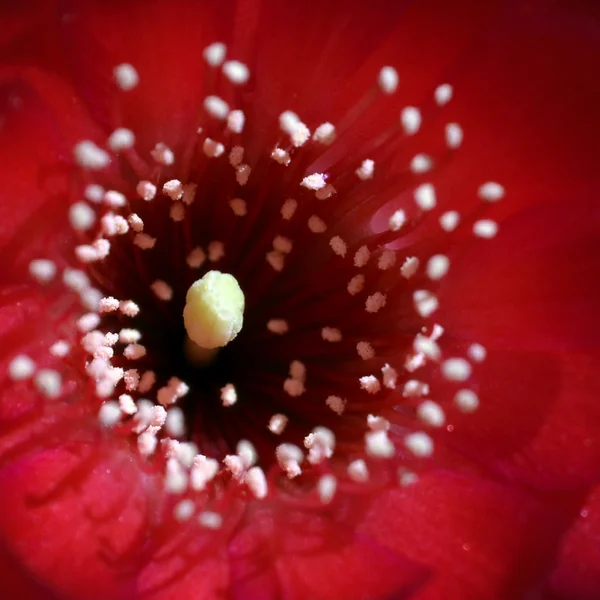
437,198,600,489
550,484,600,600
360,471,575,600
0,440,151,600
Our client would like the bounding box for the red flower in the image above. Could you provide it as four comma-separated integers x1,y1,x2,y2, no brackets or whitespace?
0,1,599,599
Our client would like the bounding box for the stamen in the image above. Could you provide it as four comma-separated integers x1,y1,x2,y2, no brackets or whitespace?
183,270,245,352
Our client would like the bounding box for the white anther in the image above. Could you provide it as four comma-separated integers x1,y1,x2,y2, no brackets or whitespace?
119,300,140,317
8,355,35,381
134,233,156,250
276,443,304,478
50,340,70,357
187,247,206,268
357,341,375,360
136,180,157,201
322,327,342,342
405,431,434,457
283,378,305,397
413,290,438,317
190,455,219,491
223,60,250,84
365,292,386,314
114,63,139,90
267,319,288,334
439,210,460,232
163,179,184,200
388,209,406,232
204,95,229,120
220,383,237,407
77,313,101,333
203,42,226,67
313,122,336,145
400,106,422,135
173,499,196,523
164,458,188,494
279,111,310,147
354,246,370,267
445,123,463,149
235,164,251,186
266,250,285,272
315,184,336,200
229,198,247,216
203,138,225,158
34,369,62,399
434,83,453,106
307,215,327,233
229,145,244,167
207,240,225,262
367,414,390,432
400,256,419,279
301,173,327,191
348,459,369,483
245,466,268,499
29,259,56,284
413,334,441,360
378,66,399,94
268,413,289,435
84,184,105,203
304,426,336,465
381,363,398,389
417,400,446,427
272,236,292,254
356,158,375,181
281,198,297,220
414,183,436,211
442,358,472,381
289,360,306,380
236,440,257,469
74,140,110,170
119,328,141,344
426,254,450,280
455,389,480,413
403,379,430,398
69,202,96,231
108,128,135,152
473,219,499,239
329,236,347,257
271,147,291,166
198,512,222,530
326,395,346,415
98,296,119,313
317,474,337,504
104,190,127,208
360,375,381,394
150,142,174,166
467,343,487,362
127,213,144,232
98,401,122,428
170,204,184,225
412,153,433,174
378,249,396,270
478,182,505,202
151,280,173,301
227,109,245,134
347,274,365,295
118,394,137,416
365,430,394,458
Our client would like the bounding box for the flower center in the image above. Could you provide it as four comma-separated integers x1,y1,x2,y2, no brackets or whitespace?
10,42,504,523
